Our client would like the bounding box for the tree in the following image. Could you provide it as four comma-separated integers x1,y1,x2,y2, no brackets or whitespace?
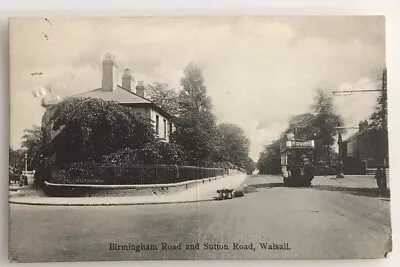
311,89,344,146
370,70,387,130
9,147,25,173
257,139,282,175
50,98,155,164
214,123,250,168
359,120,369,131
283,113,317,141
172,62,219,166
136,141,186,165
310,89,344,169
288,113,315,128
244,156,256,174
21,125,43,170
257,89,344,174
147,82,180,117
370,68,388,166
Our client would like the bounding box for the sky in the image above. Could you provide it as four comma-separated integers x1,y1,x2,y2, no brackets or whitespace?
9,16,386,160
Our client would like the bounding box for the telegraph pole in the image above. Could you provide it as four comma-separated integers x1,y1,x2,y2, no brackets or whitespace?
381,68,388,191
336,133,344,178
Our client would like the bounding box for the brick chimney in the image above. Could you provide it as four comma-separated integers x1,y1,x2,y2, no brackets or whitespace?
136,80,145,97
122,68,134,91
101,53,117,91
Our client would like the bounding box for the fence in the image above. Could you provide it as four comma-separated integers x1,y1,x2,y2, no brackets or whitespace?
22,170,35,176
49,164,226,185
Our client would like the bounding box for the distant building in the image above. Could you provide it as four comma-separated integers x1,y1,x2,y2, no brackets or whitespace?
342,128,387,174
42,54,175,145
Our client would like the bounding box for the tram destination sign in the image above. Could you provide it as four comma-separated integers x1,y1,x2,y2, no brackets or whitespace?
285,140,314,148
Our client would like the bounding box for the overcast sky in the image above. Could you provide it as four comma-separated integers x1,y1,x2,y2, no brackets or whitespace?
10,16,385,160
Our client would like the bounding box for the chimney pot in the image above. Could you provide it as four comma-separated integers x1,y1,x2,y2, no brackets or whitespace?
123,68,131,75
101,53,117,91
136,80,145,97
122,68,134,91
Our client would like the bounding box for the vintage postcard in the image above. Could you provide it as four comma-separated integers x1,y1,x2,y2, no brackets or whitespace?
8,16,391,262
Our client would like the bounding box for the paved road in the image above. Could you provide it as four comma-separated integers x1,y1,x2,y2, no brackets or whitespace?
9,175,391,262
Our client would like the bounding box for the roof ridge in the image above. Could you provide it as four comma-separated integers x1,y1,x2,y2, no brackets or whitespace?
344,128,373,142
67,85,174,119
117,85,153,103
117,85,174,118
345,132,361,142
67,87,102,97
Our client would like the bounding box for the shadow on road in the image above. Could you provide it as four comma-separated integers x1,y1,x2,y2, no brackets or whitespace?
312,185,391,198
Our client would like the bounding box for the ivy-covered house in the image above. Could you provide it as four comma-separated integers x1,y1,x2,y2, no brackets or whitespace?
41,54,175,145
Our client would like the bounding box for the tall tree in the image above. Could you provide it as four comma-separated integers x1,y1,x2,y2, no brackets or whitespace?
172,61,218,166
257,89,344,174
147,82,179,117
370,69,387,130
50,98,155,164
312,89,343,146
311,89,344,168
370,68,388,166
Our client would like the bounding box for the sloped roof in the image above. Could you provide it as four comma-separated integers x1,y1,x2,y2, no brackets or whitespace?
69,85,174,119
71,85,152,104
343,128,373,143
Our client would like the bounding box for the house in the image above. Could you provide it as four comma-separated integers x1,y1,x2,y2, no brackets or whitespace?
41,54,175,144
342,127,387,174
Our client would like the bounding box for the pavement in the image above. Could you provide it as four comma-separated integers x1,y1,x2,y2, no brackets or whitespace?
9,174,247,206
9,174,392,262
9,184,23,191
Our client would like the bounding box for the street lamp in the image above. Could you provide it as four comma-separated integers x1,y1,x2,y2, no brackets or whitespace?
24,152,28,176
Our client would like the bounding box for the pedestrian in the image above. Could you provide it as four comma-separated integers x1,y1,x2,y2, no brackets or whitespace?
381,166,388,195
323,165,329,177
303,157,314,186
375,165,385,193
174,163,179,183
361,158,367,175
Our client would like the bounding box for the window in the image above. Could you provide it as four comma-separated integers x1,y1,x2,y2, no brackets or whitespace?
155,115,159,136
163,119,167,138
169,122,173,134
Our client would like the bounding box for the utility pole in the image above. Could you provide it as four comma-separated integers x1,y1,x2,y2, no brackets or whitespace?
336,133,344,178
381,68,388,191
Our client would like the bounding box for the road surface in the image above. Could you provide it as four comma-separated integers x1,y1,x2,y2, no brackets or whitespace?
9,174,391,262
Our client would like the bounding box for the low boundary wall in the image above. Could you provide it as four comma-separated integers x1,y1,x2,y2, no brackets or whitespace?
43,175,226,197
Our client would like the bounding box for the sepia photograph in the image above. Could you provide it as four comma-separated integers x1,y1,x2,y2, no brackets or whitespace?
8,16,391,262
